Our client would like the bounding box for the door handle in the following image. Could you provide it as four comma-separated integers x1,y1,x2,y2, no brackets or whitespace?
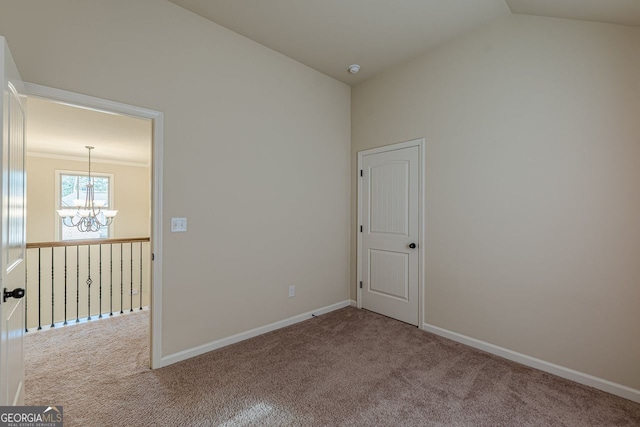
3,287,25,303
409,243,417,249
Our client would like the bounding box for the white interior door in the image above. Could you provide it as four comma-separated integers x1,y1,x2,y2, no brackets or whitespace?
0,37,26,406
359,141,421,326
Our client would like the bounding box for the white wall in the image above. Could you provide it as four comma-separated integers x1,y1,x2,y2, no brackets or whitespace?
352,15,640,390
0,0,351,357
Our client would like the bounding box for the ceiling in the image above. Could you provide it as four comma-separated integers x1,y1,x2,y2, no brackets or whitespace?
26,1,640,160
169,0,640,85
169,0,511,85
506,0,640,27
27,96,151,166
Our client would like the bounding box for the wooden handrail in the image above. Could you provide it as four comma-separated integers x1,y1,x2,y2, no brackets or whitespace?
26,237,150,249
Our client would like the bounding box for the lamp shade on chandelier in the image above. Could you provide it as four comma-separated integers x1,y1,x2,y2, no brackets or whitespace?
57,146,118,233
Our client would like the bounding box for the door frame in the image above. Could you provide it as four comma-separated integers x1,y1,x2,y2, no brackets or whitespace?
357,138,426,328
21,82,164,368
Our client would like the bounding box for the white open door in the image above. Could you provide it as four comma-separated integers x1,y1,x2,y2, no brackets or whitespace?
358,139,423,326
0,37,27,406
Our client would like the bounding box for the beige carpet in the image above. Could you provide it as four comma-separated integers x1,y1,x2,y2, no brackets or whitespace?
25,307,640,426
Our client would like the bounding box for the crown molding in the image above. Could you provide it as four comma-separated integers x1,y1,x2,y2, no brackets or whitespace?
27,151,149,168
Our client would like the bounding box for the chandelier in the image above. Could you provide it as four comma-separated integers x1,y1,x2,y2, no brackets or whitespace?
57,146,118,233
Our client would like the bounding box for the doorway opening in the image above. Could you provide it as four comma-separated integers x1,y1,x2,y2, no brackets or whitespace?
21,83,163,368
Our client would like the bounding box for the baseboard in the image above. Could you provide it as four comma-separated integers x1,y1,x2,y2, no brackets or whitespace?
159,300,352,367
423,322,640,403
349,299,357,307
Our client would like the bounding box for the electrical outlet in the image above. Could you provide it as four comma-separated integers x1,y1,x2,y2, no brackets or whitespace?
171,217,187,232
288,285,295,298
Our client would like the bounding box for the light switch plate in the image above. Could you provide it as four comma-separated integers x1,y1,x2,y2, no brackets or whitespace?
171,217,187,232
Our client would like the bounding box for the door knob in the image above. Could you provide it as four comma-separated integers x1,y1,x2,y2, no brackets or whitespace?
3,287,25,303
409,243,417,249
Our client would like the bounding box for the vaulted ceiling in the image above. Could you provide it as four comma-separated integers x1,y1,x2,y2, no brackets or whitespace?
168,0,640,85
28,1,640,160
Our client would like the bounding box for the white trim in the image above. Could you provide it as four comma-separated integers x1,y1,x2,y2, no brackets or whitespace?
349,299,357,307
150,109,164,370
11,381,23,407
22,82,164,369
159,300,352,367
356,152,363,310
418,141,425,329
423,322,640,404
356,138,426,327
23,83,157,119
27,151,149,168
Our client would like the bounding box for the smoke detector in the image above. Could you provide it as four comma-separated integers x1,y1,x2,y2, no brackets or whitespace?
348,64,360,74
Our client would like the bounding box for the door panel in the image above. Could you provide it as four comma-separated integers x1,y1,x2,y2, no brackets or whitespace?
370,161,409,235
369,249,408,300
0,37,26,406
7,80,25,268
361,144,420,326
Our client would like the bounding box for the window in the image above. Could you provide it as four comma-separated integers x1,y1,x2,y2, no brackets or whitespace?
57,171,114,241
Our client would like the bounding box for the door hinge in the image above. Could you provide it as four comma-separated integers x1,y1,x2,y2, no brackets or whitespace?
360,225,363,232
152,253,155,261
359,281,362,289
360,170,363,177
